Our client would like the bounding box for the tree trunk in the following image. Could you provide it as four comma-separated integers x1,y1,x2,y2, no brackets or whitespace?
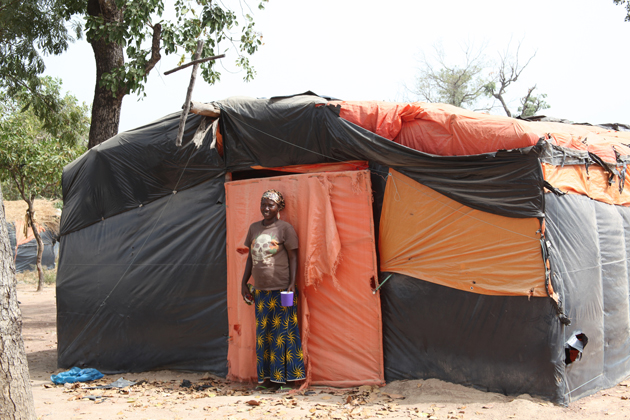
25,201,44,292
494,93,512,118
0,187,37,420
87,0,126,149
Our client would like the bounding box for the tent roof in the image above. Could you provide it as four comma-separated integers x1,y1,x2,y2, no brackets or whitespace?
63,94,630,236
333,101,630,164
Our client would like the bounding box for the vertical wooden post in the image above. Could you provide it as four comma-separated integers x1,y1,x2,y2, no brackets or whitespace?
175,39,205,147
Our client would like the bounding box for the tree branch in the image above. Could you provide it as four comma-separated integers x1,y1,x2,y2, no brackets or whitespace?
4,74,57,114
143,23,162,75
10,170,28,204
486,39,537,117
519,85,536,117
494,93,512,117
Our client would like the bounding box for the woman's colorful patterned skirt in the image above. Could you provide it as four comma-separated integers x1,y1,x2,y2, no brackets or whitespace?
254,288,306,384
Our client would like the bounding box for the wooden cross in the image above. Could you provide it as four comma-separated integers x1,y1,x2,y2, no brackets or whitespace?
164,39,225,146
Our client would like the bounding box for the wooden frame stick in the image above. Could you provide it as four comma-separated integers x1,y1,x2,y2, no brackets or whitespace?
175,40,205,147
164,53,226,76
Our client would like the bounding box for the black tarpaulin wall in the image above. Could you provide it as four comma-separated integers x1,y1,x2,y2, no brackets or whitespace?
545,193,630,403
57,178,228,374
380,272,562,401
57,111,229,374
61,112,225,236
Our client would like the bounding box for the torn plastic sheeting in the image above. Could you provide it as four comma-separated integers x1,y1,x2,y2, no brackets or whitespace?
565,332,589,365
542,163,630,207
303,176,342,289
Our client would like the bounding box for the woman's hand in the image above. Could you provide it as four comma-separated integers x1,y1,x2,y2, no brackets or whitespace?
287,248,297,293
242,283,253,302
241,251,253,303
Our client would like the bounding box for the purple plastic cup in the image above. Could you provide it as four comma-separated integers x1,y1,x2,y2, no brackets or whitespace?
281,291,294,307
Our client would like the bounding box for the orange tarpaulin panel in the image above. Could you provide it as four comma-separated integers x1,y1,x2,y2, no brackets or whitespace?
14,220,45,247
543,163,630,207
332,101,630,163
379,170,546,297
225,170,384,386
13,220,46,259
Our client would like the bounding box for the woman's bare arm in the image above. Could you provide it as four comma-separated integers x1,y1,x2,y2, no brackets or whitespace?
241,252,253,300
287,248,297,292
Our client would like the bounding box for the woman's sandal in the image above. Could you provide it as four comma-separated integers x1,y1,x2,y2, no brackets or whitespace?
256,382,280,391
276,385,292,393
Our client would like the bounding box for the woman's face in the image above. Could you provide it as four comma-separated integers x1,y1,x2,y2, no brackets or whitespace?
260,198,279,221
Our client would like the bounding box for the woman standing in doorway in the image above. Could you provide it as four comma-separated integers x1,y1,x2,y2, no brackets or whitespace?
241,189,305,389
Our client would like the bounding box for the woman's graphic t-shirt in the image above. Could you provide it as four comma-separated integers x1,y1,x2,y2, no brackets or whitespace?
244,219,298,290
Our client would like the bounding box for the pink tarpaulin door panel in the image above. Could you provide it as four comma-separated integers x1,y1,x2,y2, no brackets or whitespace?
225,170,384,387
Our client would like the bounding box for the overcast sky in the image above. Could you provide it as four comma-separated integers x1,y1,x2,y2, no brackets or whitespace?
43,0,630,133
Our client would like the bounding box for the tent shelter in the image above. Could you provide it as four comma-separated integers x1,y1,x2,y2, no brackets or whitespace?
5,220,57,273
4,200,61,272
58,93,630,404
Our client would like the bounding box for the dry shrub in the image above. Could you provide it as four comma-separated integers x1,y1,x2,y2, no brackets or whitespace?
15,268,57,285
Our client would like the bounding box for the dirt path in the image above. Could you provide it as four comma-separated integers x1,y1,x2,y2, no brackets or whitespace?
18,284,630,420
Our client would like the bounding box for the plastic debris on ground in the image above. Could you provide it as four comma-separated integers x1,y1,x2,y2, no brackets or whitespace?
50,367,104,384
90,377,137,389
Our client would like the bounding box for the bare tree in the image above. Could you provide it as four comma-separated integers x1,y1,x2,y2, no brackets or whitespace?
483,40,536,117
0,186,37,420
413,42,489,108
412,40,550,117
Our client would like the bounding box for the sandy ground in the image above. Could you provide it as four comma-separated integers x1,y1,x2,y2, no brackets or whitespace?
17,283,630,420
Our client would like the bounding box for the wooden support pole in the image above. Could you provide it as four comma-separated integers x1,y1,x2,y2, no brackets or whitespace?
164,54,226,75
175,40,205,147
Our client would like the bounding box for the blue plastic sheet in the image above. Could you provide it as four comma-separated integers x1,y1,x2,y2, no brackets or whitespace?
51,367,104,384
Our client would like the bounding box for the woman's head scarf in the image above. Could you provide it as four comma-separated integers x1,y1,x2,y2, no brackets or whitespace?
261,189,285,211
